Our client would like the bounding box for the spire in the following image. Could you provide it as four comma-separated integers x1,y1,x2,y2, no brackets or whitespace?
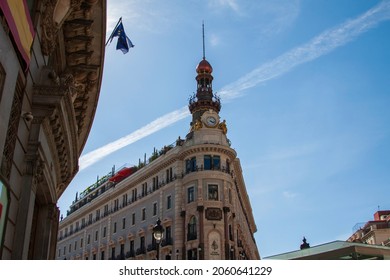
202,21,205,60
188,23,221,122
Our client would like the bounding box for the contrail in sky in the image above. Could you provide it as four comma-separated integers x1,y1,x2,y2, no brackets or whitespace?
79,1,390,171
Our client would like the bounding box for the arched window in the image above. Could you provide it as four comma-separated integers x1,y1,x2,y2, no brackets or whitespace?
187,216,197,241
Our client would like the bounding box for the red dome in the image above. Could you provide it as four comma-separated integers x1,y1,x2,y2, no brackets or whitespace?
196,59,213,74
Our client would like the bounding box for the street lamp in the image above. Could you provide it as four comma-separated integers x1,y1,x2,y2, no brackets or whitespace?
153,218,164,260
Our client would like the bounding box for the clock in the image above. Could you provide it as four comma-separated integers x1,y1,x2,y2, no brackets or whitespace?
206,116,217,127
202,110,220,128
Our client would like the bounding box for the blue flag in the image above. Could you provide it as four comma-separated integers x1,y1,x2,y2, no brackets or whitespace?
108,20,134,54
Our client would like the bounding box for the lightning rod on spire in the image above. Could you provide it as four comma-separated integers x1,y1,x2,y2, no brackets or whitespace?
202,21,205,60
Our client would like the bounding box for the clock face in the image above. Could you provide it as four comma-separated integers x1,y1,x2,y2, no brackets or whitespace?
206,116,217,126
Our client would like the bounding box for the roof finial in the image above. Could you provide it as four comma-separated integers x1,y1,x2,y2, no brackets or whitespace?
202,21,206,60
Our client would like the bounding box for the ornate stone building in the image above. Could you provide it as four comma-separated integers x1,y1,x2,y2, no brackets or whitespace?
0,0,106,259
348,210,390,246
56,54,260,260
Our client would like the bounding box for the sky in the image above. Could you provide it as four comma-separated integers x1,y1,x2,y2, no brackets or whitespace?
58,0,390,258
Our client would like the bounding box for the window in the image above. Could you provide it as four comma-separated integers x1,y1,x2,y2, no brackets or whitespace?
96,209,100,221
187,216,197,241
111,247,115,260
69,244,71,253
153,202,158,216
132,188,138,202
122,217,126,229
88,213,92,224
186,157,197,173
187,186,195,203
120,244,125,258
130,240,135,254
101,250,105,260
103,226,106,238
140,236,145,251
166,167,173,182
229,225,234,241
114,199,119,211
152,176,159,191
142,183,147,197
113,222,117,233
104,204,109,216
204,155,220,170
63,246,66,256
81,218,85,227
80,238,83,248
166,226,172,243
208,184,219,200
74,241,77,250
167,195,172,210
141,208,146,221
122,194,128,206
213,155,220,170
87,234,90,244
95,230,99,241
132,212,136,225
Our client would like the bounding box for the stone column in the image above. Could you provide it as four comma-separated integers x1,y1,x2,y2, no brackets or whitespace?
11,135,42,259
197,206,204,260
223,206,230,260
32,203,57,259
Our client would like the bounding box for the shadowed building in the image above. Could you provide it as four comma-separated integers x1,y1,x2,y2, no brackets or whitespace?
0,0,106,259
56,50,260,260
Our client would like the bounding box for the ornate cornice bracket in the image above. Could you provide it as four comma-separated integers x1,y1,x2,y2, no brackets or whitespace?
40,0,85,55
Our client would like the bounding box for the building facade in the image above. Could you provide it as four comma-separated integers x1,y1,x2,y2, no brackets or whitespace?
0,0,106,259
348,210,390,246
56,56,260,260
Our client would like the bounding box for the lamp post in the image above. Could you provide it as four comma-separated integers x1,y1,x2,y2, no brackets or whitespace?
153,218,164,260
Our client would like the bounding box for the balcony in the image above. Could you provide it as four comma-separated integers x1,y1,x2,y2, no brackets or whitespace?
147,244,157,252
136,247,146,256
125,250,135,259
161,238,173,247
183,165,233,178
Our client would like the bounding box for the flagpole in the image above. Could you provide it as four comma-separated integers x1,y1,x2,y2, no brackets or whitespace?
105,17,122,46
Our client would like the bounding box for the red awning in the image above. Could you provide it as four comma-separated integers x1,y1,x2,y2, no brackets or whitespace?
109,167,135,183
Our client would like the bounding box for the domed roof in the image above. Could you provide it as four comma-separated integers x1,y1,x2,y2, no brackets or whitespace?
196,59,213,74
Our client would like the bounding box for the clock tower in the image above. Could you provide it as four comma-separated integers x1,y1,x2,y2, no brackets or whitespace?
187,25,229,146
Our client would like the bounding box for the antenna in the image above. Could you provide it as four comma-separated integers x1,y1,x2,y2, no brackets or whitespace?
202,21,205,59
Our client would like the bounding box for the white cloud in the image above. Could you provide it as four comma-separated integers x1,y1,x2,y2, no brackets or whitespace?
79,1,390,171
79,106,189,170
209,33,220,47
283,191,298,199
209,0,242,15
219,0,390,101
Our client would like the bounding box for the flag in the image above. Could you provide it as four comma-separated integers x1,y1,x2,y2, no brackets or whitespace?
107,18,134,54
0,0,35,67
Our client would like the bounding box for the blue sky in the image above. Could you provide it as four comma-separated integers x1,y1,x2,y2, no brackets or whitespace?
58,0,390,257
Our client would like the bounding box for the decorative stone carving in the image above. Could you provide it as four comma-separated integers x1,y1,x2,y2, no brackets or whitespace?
41,0,84,55
206,208,222,220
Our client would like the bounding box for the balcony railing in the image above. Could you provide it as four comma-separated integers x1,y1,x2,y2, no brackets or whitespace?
161,238,173,247
183,165,233,178
136,247,146,255
125,250,135,258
